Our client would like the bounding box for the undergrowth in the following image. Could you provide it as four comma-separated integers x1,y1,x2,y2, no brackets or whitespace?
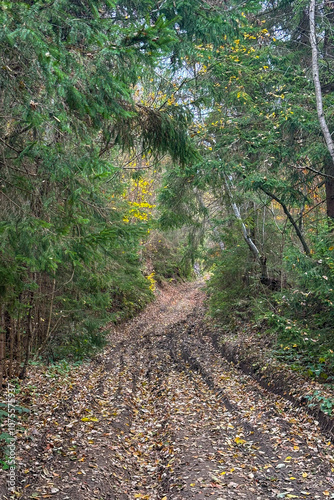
207,226,334,382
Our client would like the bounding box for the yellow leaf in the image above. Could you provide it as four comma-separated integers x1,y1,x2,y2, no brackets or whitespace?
161,497,167,500
323,492,330,497
81,417,98,422
284,456,292,462
289,477,296,480
302,472,308,478
190,483,196,487
286,496,298,499
235,437,246,445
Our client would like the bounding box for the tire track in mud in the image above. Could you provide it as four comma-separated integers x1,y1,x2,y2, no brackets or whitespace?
162,313,334,499
4,282,334,500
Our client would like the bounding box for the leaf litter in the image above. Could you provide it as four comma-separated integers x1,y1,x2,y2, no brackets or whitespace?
0,281,334,499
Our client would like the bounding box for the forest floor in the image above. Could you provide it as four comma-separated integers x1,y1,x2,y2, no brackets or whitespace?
1,280,334,499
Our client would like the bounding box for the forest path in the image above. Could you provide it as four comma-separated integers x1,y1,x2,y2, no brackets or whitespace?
4,281,334,499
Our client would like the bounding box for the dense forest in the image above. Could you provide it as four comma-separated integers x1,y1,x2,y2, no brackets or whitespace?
0,0,334,387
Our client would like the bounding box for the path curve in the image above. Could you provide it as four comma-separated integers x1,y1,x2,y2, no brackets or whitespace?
1,281,334,499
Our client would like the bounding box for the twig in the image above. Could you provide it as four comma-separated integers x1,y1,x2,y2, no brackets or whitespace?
0,189,23,210
294,164,334,180
0,136,21,154
0,159,37,176
295,198,327,222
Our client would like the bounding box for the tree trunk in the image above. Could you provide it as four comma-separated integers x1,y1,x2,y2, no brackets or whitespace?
325,160,334,218
34,278,56,359
19,290,34,380
224,175,260,260
310,0,334,219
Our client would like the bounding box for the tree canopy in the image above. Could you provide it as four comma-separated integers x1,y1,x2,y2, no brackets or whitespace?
0,0,334,384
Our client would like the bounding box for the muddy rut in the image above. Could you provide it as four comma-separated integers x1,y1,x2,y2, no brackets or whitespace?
1,282,334,500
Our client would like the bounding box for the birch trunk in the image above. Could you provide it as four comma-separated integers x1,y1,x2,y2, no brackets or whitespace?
310,0,334,218
223,175,261,261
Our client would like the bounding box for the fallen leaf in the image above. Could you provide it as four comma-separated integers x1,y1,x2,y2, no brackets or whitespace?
235,436,246,445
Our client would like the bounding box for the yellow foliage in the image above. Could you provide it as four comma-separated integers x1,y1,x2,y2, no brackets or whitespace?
146,272,156,291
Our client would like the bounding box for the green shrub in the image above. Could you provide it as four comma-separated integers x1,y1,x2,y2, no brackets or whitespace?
257,224,334,380
206,243,256,325
143,230,194,283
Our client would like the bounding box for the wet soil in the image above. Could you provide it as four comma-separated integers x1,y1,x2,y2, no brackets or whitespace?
1,281,334,499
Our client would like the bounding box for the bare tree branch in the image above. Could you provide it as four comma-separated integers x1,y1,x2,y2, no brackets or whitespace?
259,186,311,256
294,163,334,179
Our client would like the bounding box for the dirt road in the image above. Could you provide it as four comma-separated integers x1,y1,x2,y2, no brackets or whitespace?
2,281,334,499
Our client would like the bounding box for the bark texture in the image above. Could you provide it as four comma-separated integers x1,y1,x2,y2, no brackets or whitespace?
310,0,334,218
